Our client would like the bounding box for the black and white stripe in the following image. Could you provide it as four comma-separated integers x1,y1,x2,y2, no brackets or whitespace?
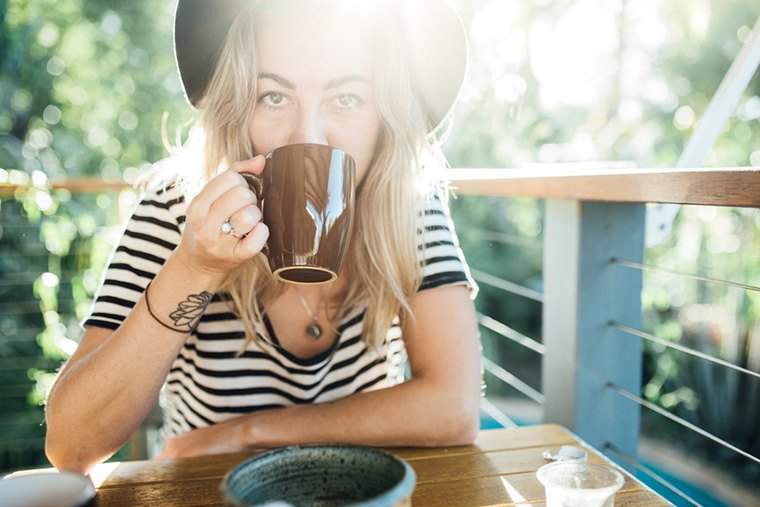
81,182,477,437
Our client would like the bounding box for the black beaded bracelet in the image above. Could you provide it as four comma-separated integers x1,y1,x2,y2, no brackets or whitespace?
144,280,191,334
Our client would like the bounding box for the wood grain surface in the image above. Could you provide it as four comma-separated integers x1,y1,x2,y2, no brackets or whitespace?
446,166,760,208
3,166,758,208
9,424,670,506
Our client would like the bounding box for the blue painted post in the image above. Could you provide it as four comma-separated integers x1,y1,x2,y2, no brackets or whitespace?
541,199,646,468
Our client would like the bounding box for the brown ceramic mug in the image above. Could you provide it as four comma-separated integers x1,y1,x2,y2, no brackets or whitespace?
241,143,356,285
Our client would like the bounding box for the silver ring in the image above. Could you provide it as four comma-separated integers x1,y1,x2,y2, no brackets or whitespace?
220,219,236,236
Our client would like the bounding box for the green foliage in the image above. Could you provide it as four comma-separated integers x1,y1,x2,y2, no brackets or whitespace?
0,0,758,495
0,0,193,471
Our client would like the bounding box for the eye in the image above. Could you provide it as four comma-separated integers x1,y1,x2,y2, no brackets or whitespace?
334,94,365,109
259,92,289,109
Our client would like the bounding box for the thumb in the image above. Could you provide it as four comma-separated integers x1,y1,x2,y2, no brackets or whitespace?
232,154,266,176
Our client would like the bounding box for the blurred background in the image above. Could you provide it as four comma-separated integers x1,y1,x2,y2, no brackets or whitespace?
1,0,758,505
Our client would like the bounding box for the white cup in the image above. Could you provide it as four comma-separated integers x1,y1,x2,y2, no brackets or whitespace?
537,462,624,507
0,471,95,507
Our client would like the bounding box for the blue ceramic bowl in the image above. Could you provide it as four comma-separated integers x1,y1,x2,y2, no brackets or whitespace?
221,444,416,507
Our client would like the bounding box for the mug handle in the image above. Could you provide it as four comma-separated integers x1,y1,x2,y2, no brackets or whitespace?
240,172,269,256
240,172,263,202
240,151,272,202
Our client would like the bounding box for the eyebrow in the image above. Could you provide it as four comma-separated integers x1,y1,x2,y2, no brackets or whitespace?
258,72,368,90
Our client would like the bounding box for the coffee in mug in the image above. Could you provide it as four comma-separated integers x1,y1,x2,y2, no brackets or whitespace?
242,143,356,285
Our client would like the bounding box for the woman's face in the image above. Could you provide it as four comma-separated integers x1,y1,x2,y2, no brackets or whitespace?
249,8,383,183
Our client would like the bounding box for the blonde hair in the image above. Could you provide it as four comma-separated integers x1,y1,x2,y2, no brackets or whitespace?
154,0,452,355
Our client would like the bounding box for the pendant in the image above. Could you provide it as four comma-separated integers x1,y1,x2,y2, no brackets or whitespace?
306,322,322,339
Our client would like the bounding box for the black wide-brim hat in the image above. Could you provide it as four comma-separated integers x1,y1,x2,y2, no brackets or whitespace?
173,0,469,135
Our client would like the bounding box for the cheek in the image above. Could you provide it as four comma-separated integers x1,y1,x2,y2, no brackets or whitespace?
247,117,261,150
248,115,280,156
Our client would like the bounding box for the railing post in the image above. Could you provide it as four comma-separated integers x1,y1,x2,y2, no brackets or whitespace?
542,199,645,467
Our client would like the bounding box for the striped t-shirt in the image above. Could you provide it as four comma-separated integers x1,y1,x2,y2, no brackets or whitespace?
81,178,478,438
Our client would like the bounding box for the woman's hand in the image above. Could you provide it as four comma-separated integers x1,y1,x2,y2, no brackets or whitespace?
173,155,269,286
155,415,254,460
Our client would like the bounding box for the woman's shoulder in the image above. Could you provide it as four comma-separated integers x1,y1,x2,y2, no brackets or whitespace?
136,126,206,205
415,183,451,221
141,177,185,205
133,158,192,215
414,185,458,250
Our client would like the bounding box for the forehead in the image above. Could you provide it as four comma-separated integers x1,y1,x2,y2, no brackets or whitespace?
252,7,373,85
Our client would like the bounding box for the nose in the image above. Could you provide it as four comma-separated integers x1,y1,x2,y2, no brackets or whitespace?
289,108,328,146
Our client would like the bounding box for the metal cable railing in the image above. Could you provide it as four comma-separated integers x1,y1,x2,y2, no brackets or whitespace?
480,397,518,429
610,321,760,381
0,195,121,473
607,253,760,474
0,384,36,394
609,257,760,293
477,313,546,355
0,335,44,344
0,299,77,312
482,356,545,404
0,273,88,286
465,227,543,250
606,382,760,465
604,442,703,507
0,359,62,371
0,438,45,451
0,439,47,448
607,251,760,479
0,414,45,427
0,393,32,401
470,268,544,303
468,229,545,431
453,166,760,503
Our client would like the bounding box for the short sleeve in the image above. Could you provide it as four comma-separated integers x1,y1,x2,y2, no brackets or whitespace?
80,183,184,331
416,191,479,300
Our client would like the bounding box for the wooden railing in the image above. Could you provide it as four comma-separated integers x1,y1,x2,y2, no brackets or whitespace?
447,165,760,506
0,179,133,194
448,166,760,207
4,166,758,205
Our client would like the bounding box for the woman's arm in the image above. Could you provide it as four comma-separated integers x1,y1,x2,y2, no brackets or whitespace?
158,284,482,458
45,252,220,473
46,156,268,474
252,284,482,447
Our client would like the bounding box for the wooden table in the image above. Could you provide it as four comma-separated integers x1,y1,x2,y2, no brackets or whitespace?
12,425,669,506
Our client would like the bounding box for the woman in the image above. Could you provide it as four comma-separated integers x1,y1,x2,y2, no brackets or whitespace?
45,0,481,474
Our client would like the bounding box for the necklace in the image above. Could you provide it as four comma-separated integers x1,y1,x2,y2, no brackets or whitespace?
296,284,337,340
